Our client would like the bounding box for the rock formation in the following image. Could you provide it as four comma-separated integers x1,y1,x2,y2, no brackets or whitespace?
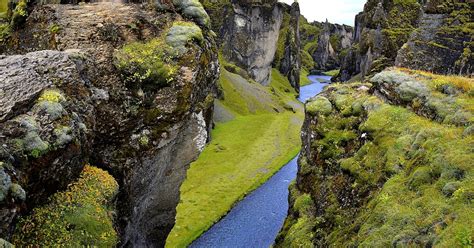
275,2,301,92
395,1,473,75
0,1,218,247
276,68,474,247
219,0,284,85
336,0,472,82
311,20,353,72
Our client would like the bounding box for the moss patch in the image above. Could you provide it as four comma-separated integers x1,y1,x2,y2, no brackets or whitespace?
13,165,118,247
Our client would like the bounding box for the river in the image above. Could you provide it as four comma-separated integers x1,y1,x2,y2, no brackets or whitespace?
189,75,330,248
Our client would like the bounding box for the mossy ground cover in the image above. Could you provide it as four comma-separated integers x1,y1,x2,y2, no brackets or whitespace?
300,68,311,86
277,68,473,247
13,165,118,247
166,67,304,247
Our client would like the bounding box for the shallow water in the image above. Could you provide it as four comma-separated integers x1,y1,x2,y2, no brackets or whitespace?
298,75,331,103
189,76,329,248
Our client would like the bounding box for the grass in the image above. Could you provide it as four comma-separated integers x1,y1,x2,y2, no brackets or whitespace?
323,69,340,77
166,67,304,247
300,68,312,86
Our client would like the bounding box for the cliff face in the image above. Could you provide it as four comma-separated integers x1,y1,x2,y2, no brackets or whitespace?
337,0,472,82
220,0,284,85
0,1,218,246
275,2,301,92
395,1,473,75
311,21,353,72
276,68,473,247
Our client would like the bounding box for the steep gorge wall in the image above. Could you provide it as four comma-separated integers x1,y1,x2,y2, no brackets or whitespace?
276,68,474,247
311,21,353,72
201,0,301,90
0,1,218,246
336,0,473,82
220,0,284,85
274,2,301,92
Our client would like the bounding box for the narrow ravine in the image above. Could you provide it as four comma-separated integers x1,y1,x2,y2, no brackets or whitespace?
190,75,330,248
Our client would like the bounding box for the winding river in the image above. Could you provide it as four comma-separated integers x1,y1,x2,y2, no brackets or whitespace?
190,75,331,248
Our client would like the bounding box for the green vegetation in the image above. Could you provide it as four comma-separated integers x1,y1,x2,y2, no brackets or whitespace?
277,68,474,247
300,68,311,86
166,66,304,247
323,69,340,77
13,165,118,247
114,21,203,89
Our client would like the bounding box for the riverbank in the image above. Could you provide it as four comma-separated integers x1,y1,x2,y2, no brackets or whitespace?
166,68,304,247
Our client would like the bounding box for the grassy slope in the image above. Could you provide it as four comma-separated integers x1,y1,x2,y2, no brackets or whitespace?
300,68,312,86
166,68,304,247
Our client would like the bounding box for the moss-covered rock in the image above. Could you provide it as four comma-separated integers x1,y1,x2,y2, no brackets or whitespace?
12,165,118,247
172,0,210,28
306,96,333,116
277,68,474,247
166,21,204,56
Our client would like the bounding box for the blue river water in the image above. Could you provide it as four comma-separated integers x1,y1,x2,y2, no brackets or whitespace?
189,75,330,248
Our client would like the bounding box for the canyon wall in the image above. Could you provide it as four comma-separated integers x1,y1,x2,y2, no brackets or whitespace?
336,0,472,82
311,21,353,72
276,68,473,247
0,0,218,246
220,0,284,85
274,2,301,92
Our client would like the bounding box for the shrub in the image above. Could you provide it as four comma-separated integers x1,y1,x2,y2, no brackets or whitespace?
13,165,118,247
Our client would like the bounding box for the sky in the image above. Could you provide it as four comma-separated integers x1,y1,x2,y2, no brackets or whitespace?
279,0,367,26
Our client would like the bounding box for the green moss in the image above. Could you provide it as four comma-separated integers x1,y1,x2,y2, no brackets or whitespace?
166,21,204,56
49,24,60,34
13,165,118,247
281,70,473,247
0,23,11,42
173,0,210,28
9,183,26,201
38,89,66,103
306,96,333,116
323,69,339,77
114,38,177,87
10,0,27,29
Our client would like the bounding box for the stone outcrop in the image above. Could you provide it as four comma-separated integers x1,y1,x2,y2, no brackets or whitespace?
0,1,218,247
336,0,472,82
220,0,284,85
276,2,301,92
395,1,473,75
336,0,423,81
276,68,474,247
311,21,353,72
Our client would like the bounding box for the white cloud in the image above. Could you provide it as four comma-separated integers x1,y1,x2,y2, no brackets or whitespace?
279,0,366,26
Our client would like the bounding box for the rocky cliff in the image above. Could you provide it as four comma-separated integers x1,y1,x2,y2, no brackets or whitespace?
311,21,353,72
201,0,289,86
0,0,218,246
336,0,472,82
395,1,473,75
276,68,473,247
274,2,301,92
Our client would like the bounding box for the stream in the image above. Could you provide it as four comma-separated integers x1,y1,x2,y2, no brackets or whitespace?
189,75,330,248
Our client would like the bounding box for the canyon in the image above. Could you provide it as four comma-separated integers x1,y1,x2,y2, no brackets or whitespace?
0,0,472,247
